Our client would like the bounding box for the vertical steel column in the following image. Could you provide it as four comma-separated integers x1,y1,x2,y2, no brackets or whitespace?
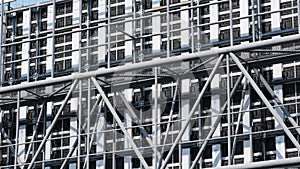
160,54,224,169
0,110,2,166
153,66,159,169
298,0,300,33
139,0,144,61
190,0,194,53
78,0,82,72
196,0,201,52
0,0,4,86
226,55,231,165
14,91,20,169
257,0,262,40
51,0,56,78
77,79,82,169
107,0,111,68
133,0,136,63
86,78,91,169
229,0,233,46
166,0,170,57
86,0,91,70
251,0,255,42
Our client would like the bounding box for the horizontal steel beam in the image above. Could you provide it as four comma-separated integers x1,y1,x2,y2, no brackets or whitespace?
212,157,300,169
1,34,300,94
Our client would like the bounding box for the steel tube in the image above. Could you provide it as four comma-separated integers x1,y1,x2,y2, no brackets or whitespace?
1,33,300,94
226,54,231,165
213,157,300,169
14,91,20,169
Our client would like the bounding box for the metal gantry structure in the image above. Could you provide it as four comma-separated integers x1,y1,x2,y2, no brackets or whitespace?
1,0,300,169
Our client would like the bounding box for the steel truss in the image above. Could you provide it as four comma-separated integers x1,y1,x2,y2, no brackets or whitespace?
0,32,300,168
1,0,300,168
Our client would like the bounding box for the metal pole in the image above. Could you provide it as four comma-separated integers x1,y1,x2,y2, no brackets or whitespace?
14,91,20,169
51,0,56,78
229,0,233,46
167,0,170,57
213,156,300,169
190,0,194,53
107,0,111,68
77,80,82,169
91,77,150,169
229,52,300,151
0,0,4,86
230,77,248,164
158,79,179,168
226,54,231,165
27,80,78,169
140,0,144,62
251,0,255,42
86,78,91,169
298,0,300,34
133,0,136,63
190,73,244,169
78,0,83,73
160,54,224,169
257,0,262,40
196,0,200,52
154,66,158,169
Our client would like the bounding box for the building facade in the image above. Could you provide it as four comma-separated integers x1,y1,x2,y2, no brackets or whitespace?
0,0,300,168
